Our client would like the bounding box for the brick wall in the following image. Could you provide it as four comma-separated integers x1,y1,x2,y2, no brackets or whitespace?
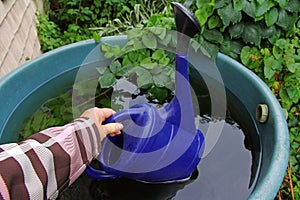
0,0,43,78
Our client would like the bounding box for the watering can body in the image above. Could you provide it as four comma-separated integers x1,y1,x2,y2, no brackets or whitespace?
85,2,205,183
84,101,205,183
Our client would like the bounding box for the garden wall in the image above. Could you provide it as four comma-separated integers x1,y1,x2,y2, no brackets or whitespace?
0,0,43,78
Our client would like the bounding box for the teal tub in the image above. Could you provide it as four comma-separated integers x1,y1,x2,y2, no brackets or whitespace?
0,36,289,199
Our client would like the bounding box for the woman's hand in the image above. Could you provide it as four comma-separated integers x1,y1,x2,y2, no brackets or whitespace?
80,107,123,141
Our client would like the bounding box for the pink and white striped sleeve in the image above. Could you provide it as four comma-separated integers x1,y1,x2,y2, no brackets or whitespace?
0,117,102,200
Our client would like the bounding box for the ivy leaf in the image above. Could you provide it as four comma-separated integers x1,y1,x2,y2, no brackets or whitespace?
142,32,157,49
233,0,246,11
265,7,278,27
99,69,116,88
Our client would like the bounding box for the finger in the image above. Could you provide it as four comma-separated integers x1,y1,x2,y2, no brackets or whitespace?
96,108,115,122
102,123,124,135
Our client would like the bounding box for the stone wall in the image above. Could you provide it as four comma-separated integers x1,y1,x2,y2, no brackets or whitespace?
0,0,43,78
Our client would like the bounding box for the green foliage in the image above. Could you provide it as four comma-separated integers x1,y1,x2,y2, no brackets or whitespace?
34,0,299,198
98,27,176,103
38,0,170,52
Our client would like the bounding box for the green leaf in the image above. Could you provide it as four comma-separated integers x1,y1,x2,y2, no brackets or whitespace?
240,46,262,69
97,66,107,75
101,43,111,52
265,7,278,27
207,15,222,29
287,63,300,73
285,0,300,12
158,28,167,40
140,57,157,69
200,39,219,59
260,25,277,39
153,72,171,87
149,87,169,102
229,23,244,39
203,29,224,44
264,55,282,79
109,61,122,74
275,38,290,49
99,69,116,88
243,1,255,18
158,33,172,46
136,69,153,88
152,49,165,60
252,0,274,17
142,33,157,49
276,8,297,31
274,0,288,8
233,0,246,11
242,24,261,46
93,32,101,42
111,45,121,57
286,86,298,101
195,0,214,26
218,3,242,27
159,56,170,67
272,46,283,59
127,28,143,39
104,52,114,58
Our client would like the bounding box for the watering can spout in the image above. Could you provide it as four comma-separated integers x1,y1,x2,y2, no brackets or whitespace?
172,2,201,54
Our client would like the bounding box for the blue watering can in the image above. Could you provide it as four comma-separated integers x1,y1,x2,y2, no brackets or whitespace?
85,2,205,183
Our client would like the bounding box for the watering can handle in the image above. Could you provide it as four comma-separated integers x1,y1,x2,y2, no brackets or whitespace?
104,105,151,126
84,106,151,180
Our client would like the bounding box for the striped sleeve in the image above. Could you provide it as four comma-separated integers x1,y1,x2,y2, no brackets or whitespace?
0,117,101,200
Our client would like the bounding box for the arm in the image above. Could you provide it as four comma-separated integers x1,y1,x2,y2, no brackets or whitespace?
0,108,123,200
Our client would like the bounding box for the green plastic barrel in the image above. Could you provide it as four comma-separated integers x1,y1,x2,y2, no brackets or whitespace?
0,36,289,199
